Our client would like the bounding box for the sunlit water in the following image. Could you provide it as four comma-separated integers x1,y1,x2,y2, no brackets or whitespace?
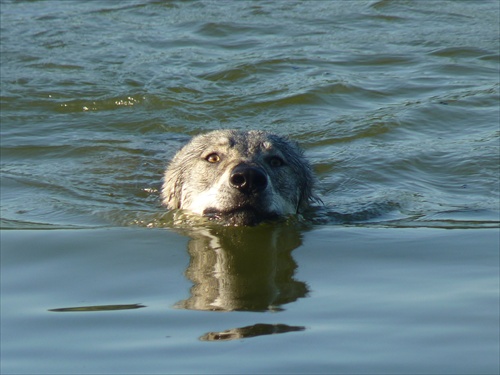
1,1,499,374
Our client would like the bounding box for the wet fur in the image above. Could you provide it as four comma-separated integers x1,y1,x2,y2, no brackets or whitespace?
162,129,315,225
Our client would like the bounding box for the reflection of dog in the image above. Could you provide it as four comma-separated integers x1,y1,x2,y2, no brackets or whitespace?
200,323,305,342
162,130,315,225
175,224,308,312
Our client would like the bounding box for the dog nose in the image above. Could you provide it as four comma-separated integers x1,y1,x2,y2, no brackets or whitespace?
229,164,268,193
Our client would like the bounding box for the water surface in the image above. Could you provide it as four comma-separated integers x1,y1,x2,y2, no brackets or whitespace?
1,1,499,374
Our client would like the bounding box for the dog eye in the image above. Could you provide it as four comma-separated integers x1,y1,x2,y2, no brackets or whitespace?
268,156,284,167
205,153,220,163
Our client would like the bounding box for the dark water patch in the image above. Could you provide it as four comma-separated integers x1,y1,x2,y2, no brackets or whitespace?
0,218,88,230
429,46,496,59
26,62,84,71
49,303,146,313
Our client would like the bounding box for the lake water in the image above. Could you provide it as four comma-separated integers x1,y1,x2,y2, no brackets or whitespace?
1,1,499,374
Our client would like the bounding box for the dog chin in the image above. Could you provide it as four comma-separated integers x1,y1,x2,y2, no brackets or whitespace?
202,206,279,226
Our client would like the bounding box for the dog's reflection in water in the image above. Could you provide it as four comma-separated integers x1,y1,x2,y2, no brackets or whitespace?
200,323,305,342
175,223,308,341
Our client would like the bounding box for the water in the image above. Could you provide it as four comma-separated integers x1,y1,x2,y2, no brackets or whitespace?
1,0,499,373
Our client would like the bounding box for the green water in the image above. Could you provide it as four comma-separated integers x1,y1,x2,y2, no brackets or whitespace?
1,1,499,374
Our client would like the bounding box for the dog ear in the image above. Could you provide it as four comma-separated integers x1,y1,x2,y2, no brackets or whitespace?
297,168,315,212
161,164,183,209
293,152,321,213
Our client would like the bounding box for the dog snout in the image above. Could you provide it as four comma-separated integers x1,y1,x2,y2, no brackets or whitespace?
229,163,268,194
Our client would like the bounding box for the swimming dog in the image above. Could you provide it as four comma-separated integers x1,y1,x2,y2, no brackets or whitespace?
161,129,315,225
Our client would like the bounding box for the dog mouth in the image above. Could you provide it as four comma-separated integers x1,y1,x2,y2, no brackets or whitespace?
203,205,279,226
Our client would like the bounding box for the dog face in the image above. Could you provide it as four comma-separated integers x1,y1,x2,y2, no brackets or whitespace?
162,130,315,225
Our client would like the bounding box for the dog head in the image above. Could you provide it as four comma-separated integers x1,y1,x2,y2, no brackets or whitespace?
162,130,315,225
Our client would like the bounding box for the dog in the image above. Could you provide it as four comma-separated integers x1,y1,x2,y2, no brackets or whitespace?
161,129,315,226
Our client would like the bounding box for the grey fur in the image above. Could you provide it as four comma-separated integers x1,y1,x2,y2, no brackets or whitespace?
162,129,315,225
